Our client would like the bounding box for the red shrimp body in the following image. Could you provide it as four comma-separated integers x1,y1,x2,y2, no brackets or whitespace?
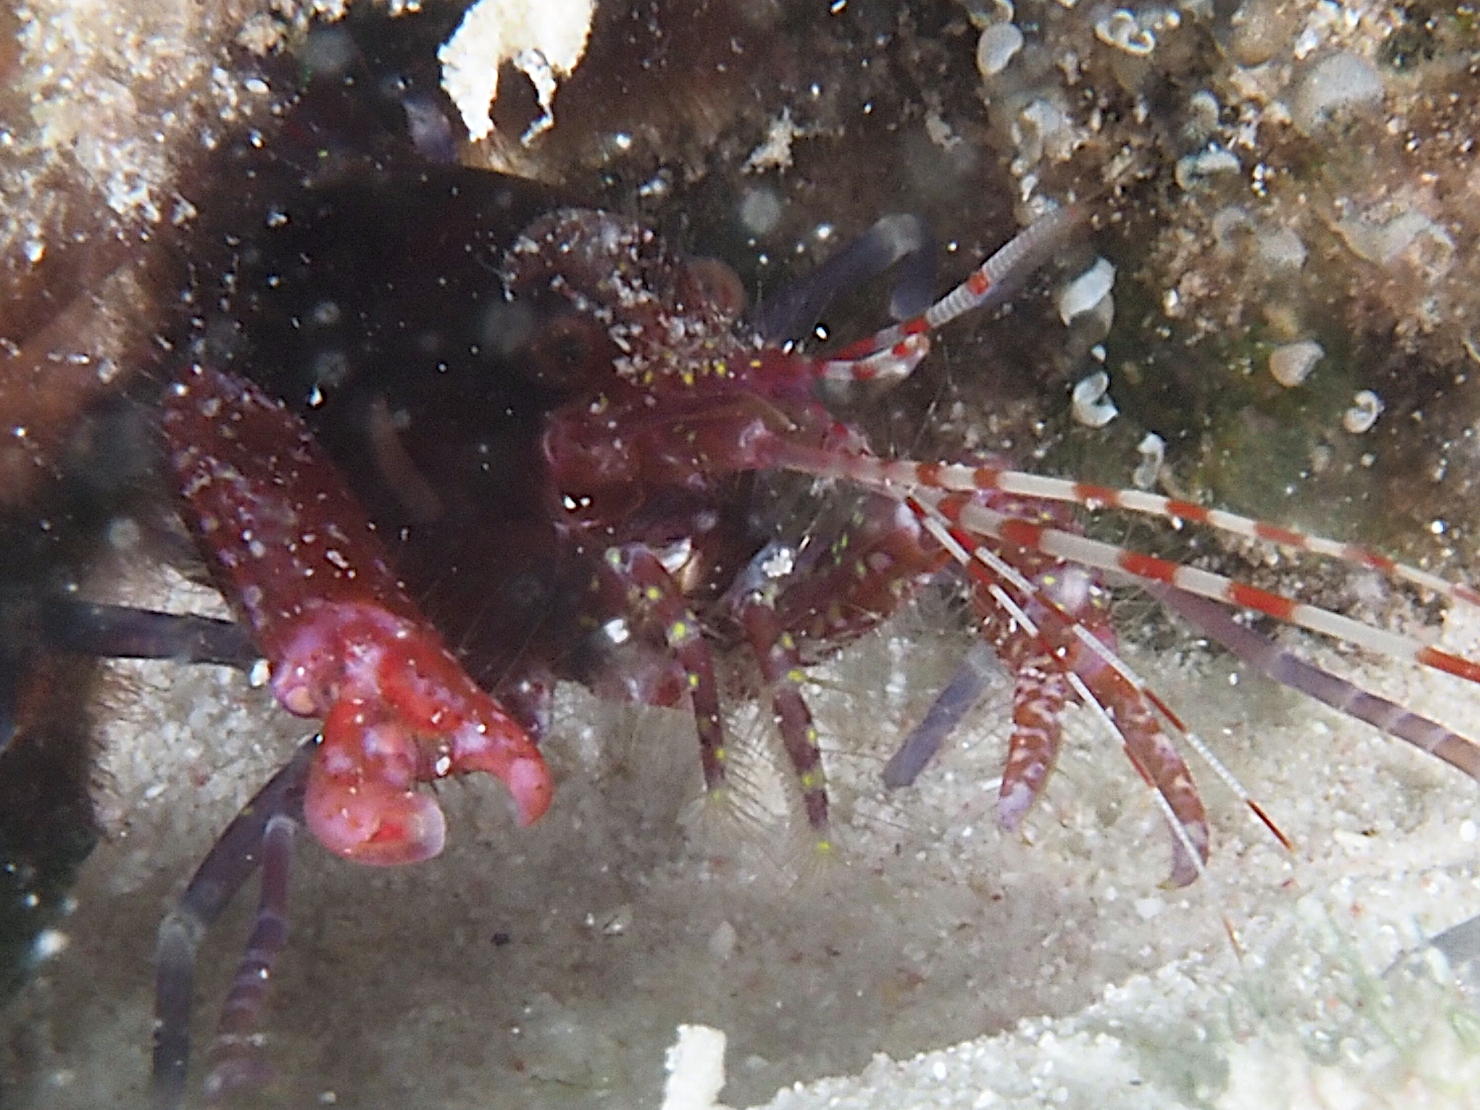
177,169,1198,873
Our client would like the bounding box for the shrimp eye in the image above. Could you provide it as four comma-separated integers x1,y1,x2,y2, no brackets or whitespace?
681,256,747,320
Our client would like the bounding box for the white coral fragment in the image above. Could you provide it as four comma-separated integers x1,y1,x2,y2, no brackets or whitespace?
744,109,801,173
661,1025,729,1110
437,0,595,144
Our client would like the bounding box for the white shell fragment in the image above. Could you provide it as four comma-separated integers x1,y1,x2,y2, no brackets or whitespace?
1174,146,1241,190
438,0,595,144
1133,432,1166,489
1344,390,1384,434
961,0,1016,27
977,22,1025,77
1017,97,1077,163
1291,51,1384,136
1210,206,1252,254
1185,90,1220,139
1268,340,1324,387
1256,226,1308,270
1071,370,1118,427
1094,9,1155,55
1336,210,1455,276
1058,256,1116,325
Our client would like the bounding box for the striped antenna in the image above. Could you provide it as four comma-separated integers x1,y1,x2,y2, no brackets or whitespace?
770,447,1480,614
808,203,1087,384
918,486,1480,688
812,334,931,385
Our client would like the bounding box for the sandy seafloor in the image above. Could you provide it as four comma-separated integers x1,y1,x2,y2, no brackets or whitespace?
4,552,1480,1110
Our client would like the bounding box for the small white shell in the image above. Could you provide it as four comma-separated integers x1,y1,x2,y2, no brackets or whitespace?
1058,257,1116,325
1185,90,1220,139
1256,227,1307,270
1071,370,1118,428
1173,146,1241,191
976,22,1025,77
1343,390,1384,434
960,0,1015,27
1094,10,1155,55
1133,432,1166,489
1268,340,1323,387
1291,52,1384,137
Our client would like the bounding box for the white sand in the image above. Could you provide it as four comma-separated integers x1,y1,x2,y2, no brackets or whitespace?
5,556,1480,1109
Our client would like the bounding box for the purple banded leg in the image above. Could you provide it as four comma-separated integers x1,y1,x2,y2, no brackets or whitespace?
883,640,1001,788
728,545,830,835
37,599,258,669
596,545,728,796
202,810,296,1099
153,738,312,1110
0,593,258,758
1148,583,1480,781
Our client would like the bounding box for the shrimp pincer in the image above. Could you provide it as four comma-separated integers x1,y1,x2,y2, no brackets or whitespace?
162,363,552,864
